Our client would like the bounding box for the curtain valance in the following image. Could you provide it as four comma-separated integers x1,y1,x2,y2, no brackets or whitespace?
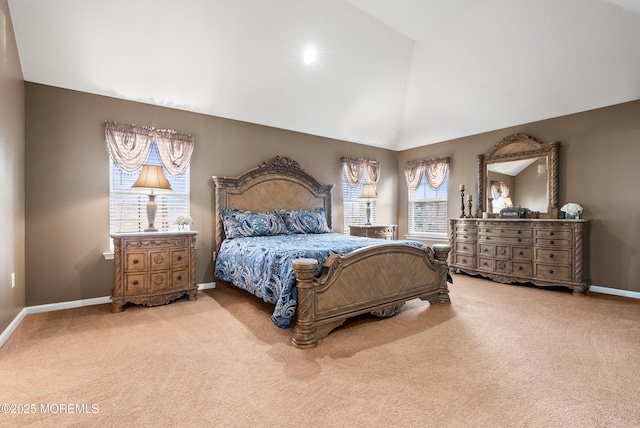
104,121,195,175
404,157,450,192
341,157,380,188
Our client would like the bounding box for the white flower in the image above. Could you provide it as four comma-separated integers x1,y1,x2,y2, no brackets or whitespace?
561,203,583,216
174,215,193,226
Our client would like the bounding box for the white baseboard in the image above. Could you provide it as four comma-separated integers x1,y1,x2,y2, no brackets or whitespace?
0,282,216,349
589,285,640,300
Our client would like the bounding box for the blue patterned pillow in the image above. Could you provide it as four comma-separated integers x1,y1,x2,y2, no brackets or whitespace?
221,209,290,239
277,208,331,234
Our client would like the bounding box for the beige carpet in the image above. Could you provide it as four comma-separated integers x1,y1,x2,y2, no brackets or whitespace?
1,274,639,428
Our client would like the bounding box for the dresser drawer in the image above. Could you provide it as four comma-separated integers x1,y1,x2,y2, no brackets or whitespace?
455,241,476,255
478,234,531,245
534,248,571,264
534,237,571,247
512,247,531,260
454,254,476,268
478,226,530,238
513,262,532,276
535,264,571,281
534,229,572,240
478,257,493,270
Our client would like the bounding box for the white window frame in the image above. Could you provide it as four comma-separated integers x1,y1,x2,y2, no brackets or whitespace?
342,169,376,234
108,142,190,249
408,170,448,238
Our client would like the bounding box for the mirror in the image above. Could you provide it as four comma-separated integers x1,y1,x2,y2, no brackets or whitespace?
477,134,559,219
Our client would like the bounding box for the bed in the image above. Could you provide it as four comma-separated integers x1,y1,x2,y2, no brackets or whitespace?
213,156,451,348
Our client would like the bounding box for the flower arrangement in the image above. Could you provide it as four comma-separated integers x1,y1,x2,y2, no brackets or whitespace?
174,215,193,230
561,203,583,219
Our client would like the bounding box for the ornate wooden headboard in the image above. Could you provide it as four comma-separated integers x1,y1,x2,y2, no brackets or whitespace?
212,156,334,250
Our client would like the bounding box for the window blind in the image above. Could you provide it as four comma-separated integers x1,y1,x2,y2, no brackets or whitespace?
109,142,190,235
408,171,448,235
342,169,375,234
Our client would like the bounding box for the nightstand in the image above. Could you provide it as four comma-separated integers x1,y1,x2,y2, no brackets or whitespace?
110,231,198,312
349,224,397,240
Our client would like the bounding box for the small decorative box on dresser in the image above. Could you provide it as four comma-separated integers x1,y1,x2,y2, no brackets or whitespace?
449,219,589,292
111,231,198,312
349,224,397,240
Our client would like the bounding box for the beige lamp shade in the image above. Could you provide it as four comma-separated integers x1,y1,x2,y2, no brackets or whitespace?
132,165,172,191
360,183,378,199
131,165,172,232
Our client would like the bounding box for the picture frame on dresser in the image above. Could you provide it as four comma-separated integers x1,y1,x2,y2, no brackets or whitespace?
450,134,590,293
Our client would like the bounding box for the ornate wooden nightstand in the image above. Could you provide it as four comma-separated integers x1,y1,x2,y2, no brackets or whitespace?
110,231,198,312
349,224,397,240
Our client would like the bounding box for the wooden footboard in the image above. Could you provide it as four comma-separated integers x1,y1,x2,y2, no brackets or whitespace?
292,243,450,348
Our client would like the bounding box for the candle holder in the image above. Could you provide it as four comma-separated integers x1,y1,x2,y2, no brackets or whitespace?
468,200,473,218
460,189,466,218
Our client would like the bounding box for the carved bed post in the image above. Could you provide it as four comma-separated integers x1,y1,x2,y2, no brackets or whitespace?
292,258,319,348
432,244,451,304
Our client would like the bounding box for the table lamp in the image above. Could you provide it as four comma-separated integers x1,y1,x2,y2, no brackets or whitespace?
131,165,172,232
360,183,378,225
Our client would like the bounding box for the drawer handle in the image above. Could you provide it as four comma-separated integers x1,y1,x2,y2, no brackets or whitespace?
484,248,489,252
550,240,554,244
177,256,183,261
550,231,555,236
177,275,182,280
517,238,521,242
462,259,467,263
549,253,554,258
133,280,139,285
519,251,524,256
518,266,523,271
517,230,521,234
133,259,139,264
549,269,554,274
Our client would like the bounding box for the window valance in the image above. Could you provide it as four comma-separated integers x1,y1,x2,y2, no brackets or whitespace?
404,157,450,192
104,121,195,175
341,157,380,188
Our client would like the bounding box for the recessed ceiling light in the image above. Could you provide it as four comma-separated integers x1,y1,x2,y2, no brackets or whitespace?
303,46,317,65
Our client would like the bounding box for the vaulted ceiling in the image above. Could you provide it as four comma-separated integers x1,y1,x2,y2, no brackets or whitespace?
8,0,640,150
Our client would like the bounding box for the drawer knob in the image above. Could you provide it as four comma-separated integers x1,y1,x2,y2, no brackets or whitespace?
518,266,523,271
177,275,182,280
517,238,522,242
549,253,554,258
550,231,555,236
549,269,554,274
483,262,488,266
519,251,523,256
517,230,521,234
133,259,139,264
133,280,139,285
177,256,183,261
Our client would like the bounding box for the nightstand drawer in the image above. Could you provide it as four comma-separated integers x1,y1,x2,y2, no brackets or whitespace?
125,252,147,272
172,269,189,287
124,273,146,293
149,250,171,270
172,249,189,268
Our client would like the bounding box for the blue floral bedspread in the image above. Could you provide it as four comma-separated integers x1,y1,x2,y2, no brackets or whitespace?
214,233,425,328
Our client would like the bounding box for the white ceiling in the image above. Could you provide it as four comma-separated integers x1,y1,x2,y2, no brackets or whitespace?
8,0,640,150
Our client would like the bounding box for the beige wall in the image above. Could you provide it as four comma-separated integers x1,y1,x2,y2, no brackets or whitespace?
21,84,640,308
0,0,25,333
397,100,640,292
24,83,399,306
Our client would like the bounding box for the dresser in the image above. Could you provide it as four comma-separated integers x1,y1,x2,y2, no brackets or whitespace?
449,219,589,292
349,224,397,240
111,231,198,312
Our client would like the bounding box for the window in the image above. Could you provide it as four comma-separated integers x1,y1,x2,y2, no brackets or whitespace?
109,143,190,235
405,157,449,237
104,121,194,247
408,170,448,235
342,168,376,233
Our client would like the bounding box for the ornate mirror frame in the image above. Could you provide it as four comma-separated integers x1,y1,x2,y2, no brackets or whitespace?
477,133,560,219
